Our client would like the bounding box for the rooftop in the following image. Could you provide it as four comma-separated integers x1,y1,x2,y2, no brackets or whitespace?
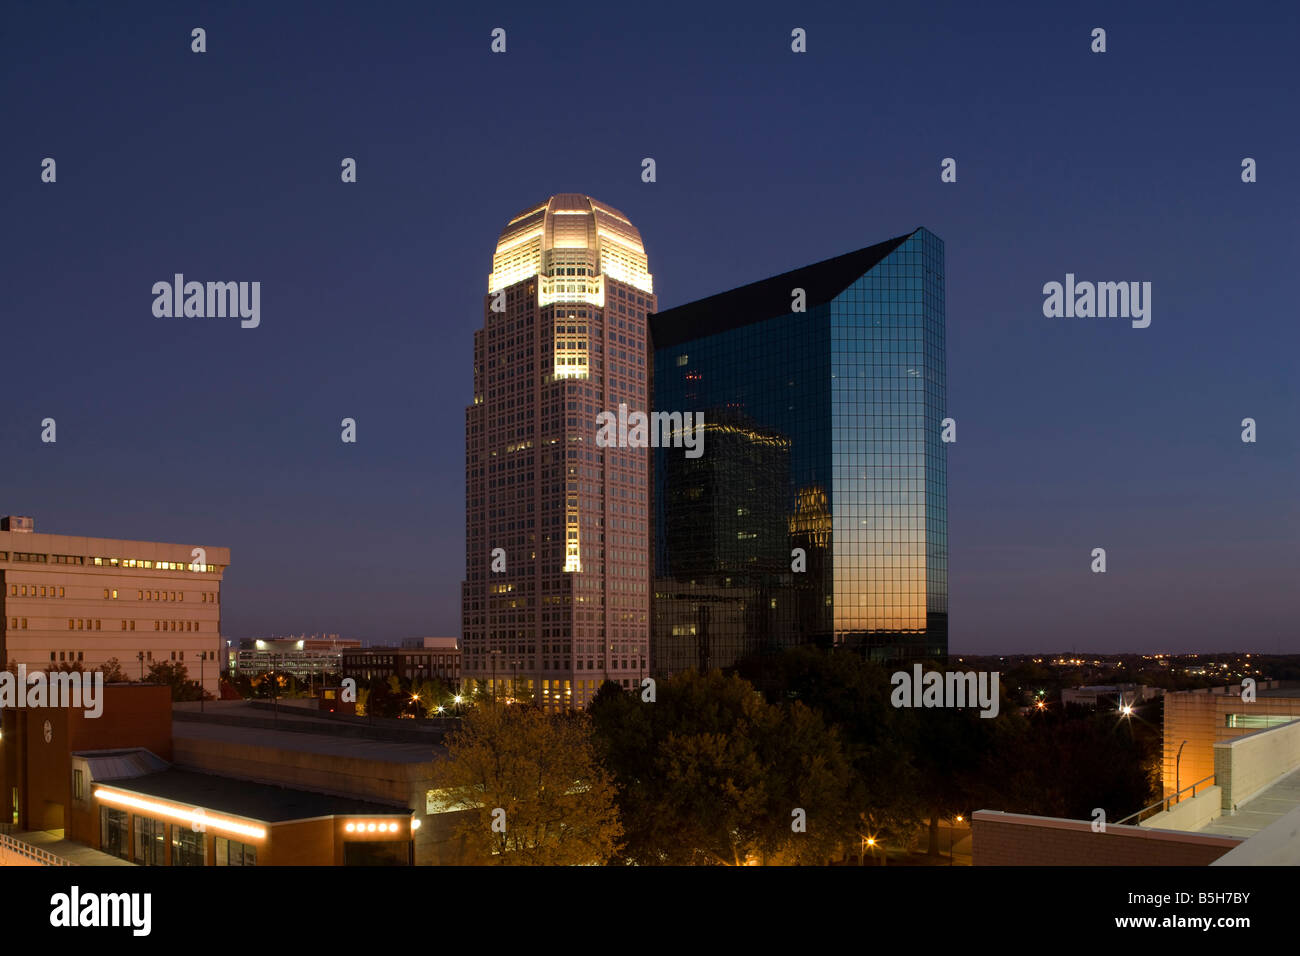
96,768,412,823
1198,766,1300,838
650,230,916,348
172,714,444,763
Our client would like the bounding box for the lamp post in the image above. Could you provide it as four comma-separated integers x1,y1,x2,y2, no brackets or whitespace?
1175,739,1188,803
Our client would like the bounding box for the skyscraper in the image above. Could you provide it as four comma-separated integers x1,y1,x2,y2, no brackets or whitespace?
462,195,655,710
650,228,947,672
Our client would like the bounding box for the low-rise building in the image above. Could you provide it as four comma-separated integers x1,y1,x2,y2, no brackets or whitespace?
228,634,360,679
0,686,469,865
1,515,228,697
341,643,460,685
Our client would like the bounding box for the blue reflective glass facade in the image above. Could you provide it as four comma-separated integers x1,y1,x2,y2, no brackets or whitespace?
650,228,946,675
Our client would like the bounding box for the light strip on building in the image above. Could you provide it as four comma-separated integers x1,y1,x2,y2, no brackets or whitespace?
95,788,267,840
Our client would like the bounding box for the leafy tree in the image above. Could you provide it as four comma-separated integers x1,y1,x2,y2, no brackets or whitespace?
144,661,210,701
100,658,129,682
989,708,1156,821
737,647,919,856
432,702,622,865
366,676,403,718
591,669,853,865
411,677,451,717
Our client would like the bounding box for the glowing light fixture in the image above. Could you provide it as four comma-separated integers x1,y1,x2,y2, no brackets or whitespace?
95,788,266,840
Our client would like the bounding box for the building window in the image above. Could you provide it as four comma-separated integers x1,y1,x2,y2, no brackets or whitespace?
135,817,166,866
100,807,130,860
170,825,206,866
215,836,257,866
73,770,84,800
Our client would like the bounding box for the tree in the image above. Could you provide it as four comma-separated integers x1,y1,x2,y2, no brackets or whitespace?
100,658,129,683
590,669,854,865
989,709,1156,821
411,677,451,718
431,702,622,865
144,661,210,701
736,647,920,858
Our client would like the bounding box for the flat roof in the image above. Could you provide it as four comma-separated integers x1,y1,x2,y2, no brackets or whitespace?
96,768,411,823
173,718,444,763
1197,765,1300,838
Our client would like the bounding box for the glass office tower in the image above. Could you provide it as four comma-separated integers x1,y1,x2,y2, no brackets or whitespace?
650,228,946,674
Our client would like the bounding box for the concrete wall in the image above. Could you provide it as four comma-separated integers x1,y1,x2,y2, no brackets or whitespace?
1215,718,1300,810
972,810,1240,866
1139,786,1222,832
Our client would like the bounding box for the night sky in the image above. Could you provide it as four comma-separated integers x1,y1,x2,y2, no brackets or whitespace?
4,0,1296,653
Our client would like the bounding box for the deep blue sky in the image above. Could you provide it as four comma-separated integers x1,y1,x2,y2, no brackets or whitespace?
4,0,1297,654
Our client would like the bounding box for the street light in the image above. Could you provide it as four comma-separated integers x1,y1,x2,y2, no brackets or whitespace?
1175,739,1188,803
